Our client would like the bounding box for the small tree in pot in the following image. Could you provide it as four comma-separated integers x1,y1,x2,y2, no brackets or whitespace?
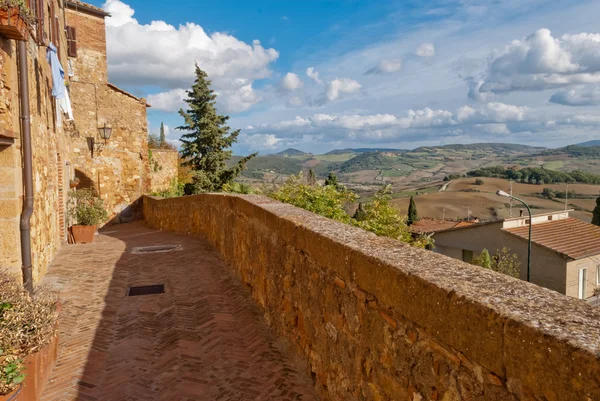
68,188,108,244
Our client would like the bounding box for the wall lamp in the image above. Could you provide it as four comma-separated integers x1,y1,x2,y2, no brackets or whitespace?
87,123,113,158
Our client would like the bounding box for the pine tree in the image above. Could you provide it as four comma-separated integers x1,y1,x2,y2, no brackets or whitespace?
159,122,166,147
178,65,256,193
407,196,418,226
592,196,600,226
324,172,338,187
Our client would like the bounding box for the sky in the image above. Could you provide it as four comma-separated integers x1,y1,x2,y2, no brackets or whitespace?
91,0,600,155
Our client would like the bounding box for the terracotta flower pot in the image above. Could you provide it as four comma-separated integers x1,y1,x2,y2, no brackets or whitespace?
17,335,59,401
0,8,28,41
0,385,21,401
70,225,97,244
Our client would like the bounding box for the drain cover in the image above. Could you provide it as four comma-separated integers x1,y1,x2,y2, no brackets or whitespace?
128,284,165,296
131,245,182,254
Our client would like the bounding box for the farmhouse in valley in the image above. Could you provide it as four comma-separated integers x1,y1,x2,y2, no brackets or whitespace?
433,209,600,300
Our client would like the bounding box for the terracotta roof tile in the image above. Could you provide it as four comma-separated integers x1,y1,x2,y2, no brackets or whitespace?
504,218,600,260
410,219,474,234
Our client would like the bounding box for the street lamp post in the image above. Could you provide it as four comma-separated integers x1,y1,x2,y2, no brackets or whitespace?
497,190,532,282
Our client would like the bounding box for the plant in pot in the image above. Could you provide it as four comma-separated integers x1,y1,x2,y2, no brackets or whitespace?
0,270,59,400
68,188,108,244
0,0,35,41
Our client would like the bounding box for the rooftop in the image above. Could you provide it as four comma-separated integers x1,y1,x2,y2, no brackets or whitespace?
65,0,110,17
504,217,600,260
410,218,475,234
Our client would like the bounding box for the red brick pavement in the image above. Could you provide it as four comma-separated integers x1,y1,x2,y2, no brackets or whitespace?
40,222,317,401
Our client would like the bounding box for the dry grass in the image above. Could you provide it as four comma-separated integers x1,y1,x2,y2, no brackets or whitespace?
0,271,58,395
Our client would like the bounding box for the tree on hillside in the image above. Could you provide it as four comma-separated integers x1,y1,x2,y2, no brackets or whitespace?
178,65,256,193
324,172,338,187
407,196,418,226
307,169,317,186
592,196,600,226
159,122,166,147
353,202,367,222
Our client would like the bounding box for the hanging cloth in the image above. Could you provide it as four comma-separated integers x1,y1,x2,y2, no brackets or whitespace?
57,89,74,121
46,43,66,99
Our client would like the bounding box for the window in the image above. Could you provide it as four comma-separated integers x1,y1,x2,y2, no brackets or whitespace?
548,215,553,221
66,26,77,57
578,268,587,300
462,249,473,263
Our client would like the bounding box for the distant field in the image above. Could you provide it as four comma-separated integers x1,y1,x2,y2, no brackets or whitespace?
392,177,598,222
542,161,565,170
314,153,356,162
382,165,413,177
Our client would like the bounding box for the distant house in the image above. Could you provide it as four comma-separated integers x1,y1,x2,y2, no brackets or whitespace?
410,218,475,235
432,210,600,301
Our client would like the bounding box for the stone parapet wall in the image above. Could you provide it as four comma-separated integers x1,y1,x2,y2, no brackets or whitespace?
149,149,179,193
143,194,600,401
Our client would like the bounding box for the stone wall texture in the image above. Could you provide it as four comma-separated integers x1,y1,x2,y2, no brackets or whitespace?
66,8,151,223
0,0,72,281
149,149,179,193
144,194,600,401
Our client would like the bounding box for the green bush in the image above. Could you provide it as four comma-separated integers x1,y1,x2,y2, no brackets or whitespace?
69,188,108,226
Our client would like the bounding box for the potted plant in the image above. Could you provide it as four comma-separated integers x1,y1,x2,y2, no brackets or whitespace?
0,270,59,400
68,188,108,244
0,0,35,41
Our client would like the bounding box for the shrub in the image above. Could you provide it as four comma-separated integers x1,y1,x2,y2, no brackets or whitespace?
474,179,484,185
0,0,36,25
0,271,58,395
69,188,108,226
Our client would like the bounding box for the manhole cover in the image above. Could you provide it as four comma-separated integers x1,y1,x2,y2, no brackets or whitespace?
128,284,165,296
131,245,182,254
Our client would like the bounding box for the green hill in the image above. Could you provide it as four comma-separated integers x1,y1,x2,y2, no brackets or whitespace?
274,148,309,157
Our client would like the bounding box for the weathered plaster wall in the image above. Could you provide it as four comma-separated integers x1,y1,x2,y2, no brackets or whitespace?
0,0,72,282
149,149,179,193
433,223,569,295
144,194,600,401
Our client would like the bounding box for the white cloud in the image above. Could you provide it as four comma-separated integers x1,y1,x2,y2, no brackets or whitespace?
549,85,600,106
416,43,436,57
280,72,304,92
239,133,281,150
474,29,600,97
287,96,304,107
325,78,362,102
147,89,186,112
306,67,323,84
102,0,278,113
365,59,403,75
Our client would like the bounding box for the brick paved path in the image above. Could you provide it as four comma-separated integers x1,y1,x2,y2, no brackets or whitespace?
41,222,317,401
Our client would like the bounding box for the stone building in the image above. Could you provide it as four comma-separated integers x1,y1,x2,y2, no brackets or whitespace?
0,0,164,284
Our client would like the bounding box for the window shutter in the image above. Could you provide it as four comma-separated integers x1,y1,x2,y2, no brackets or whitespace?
67,26,77,57
36,0,45,45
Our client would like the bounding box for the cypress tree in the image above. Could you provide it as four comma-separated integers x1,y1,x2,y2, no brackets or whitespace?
324,172,338,187
307,169,317,186
407,196,418,226
353,202,367,222
159,122,166,147
178,65,256,193
592,196,600,226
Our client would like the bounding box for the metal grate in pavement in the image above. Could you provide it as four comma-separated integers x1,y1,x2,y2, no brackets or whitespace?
128,284,165,296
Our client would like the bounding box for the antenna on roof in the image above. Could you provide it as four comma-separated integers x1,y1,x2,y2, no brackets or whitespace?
509,179,513,217
565,183,569,211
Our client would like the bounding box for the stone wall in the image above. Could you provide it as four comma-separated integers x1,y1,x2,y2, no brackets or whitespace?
143,194,600,401
149,149,179,193
68,82,150,222
66,7,151,223
0,0,72,282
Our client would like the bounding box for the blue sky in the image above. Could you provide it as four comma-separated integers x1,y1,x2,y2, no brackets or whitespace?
93,0,600,154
